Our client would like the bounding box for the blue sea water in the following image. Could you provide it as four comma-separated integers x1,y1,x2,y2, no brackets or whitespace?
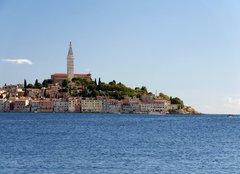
0,113,240,174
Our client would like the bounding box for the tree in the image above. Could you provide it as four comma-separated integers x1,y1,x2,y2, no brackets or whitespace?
27,83,34,88
62,79,68,88
42,79,53,88
98,78,101,85
109,80,116,86
24,79,27,88
141,86,148,93
43,89,47,98
94,78,97,86
34,79,42,89
170,97,184,109
24,79,27,96
159,92,170,100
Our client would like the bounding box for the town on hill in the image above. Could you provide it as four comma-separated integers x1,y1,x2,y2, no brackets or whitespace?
0,43,198,114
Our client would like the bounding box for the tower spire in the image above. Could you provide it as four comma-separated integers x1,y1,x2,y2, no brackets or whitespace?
67,41,74,81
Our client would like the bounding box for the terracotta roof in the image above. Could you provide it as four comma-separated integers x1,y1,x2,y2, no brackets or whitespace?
51,73,91,77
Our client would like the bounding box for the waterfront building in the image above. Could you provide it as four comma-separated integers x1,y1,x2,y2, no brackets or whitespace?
140,103,153,113
39,100,53,112
3,100,13,112
140,100,168,114
121,97,141,113
53,99,68,112
105,99,122,113
168,104,179,110
122,102,140,113
81,98,103,112
68,98,77,112
30,100,40,112
0,99,6,112
75,98,81,112
13,98,30,112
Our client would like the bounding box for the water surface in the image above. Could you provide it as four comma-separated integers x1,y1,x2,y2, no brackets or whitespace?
0,113,240,174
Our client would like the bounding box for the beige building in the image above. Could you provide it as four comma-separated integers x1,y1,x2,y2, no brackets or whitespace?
81,98,103,113
68,98,77,112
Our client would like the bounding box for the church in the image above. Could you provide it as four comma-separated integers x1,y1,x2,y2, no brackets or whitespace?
51,42,92,83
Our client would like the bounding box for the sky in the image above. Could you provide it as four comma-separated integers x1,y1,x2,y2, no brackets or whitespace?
0,0,240,114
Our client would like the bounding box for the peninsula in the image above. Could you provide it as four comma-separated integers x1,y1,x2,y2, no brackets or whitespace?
0,43,198,114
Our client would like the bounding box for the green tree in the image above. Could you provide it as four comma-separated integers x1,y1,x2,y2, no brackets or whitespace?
170,97,184,109
159,92,170,100
98,78,101,85
62,79,68,88
42,79,53,88
43,89,47,98
34,79,42,89
141,86,148,93
27,83,34,88
109,80,116,86
24,79,27,96
94,78,97,86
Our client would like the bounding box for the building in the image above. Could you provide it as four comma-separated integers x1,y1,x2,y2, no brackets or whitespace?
68,98,77,112
30,100,40,112
3,84,23,97
122,97,141,113
0,99,6,112
51,73,92,84
4,100,13,112
39,100,53,112
27,88,41,98
103,99,121,113
81,98,103,113
75,98,81,112
13,98,30,112
53,99,68,112
51,42,92,83
45,84,61,98
168,104,179,110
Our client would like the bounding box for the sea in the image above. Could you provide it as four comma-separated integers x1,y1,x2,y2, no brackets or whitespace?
0,113,240,174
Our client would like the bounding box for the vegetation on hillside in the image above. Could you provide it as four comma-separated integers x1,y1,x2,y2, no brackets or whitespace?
24,78,187,109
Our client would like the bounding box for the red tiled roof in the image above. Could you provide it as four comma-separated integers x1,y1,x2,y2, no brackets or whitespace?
52,73,91,77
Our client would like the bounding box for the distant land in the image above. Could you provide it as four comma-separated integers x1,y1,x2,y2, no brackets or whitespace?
0,43,199,115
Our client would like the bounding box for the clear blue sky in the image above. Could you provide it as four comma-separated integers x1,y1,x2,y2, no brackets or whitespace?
0,0,240,114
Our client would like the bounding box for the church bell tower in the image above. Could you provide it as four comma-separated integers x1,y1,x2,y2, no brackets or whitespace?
67,42,74,81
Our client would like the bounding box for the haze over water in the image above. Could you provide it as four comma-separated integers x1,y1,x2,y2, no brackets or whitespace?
1,113,240,173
